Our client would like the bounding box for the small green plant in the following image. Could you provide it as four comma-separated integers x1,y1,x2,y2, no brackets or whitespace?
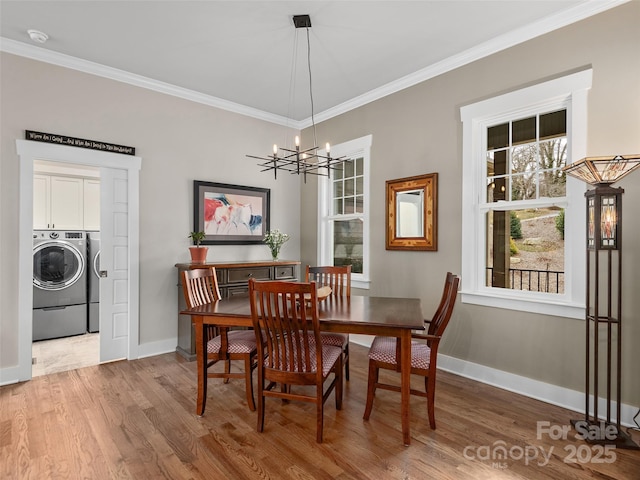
510,237,519,255
555,209,565,240
510,211,523,239
189,231,206,247
264,229,290,260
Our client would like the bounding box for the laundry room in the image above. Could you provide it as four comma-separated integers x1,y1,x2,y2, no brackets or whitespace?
31,160,100,376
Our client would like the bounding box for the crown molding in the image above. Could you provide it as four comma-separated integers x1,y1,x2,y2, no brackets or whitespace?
1,0,626,129
302,0,627,127
0,37,298,128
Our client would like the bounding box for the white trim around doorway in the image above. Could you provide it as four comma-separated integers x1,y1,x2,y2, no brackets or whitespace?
13,139,141,383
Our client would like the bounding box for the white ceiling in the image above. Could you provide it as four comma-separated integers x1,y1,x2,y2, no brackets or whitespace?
0,1,626,127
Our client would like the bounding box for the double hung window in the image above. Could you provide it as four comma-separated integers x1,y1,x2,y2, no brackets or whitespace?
460,71,592,318
318,135,371,289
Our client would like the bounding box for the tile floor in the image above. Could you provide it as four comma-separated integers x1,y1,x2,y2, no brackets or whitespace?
31,333,99,377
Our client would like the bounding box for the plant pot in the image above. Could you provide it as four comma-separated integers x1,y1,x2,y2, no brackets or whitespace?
189,246,208,264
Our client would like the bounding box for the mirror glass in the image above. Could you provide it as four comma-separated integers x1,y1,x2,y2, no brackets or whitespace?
396,189,424,237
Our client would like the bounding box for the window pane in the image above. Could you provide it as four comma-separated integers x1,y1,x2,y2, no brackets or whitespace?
344,178,354,196
355,194,364,213
344,160,354,178
334,198,343,215
511,144,537,175
356,176,363,195
512,116,536,145
538,138,567,197
333,219,363,274
334,164,343,180
333,180,343,199
488,123,508,150
485,209,564,294
540,110,566,140
356,157,363,176
486,152,495,177
511,173,536,201
344,197,355,214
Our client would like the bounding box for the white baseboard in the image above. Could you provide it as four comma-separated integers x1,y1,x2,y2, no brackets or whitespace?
350,336,638,428
135,337,178,359
0,365,23,386
437,353,638,428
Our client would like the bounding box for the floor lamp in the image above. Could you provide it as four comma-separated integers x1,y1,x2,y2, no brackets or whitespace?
563,154,640,449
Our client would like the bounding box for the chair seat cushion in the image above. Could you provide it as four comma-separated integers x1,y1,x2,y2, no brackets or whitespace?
317,332,348,347
266,341,342,376
368,336,431,370
207,329,257,354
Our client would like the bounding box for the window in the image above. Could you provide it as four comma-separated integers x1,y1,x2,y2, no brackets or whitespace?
460,70,592,318
318,135,372,289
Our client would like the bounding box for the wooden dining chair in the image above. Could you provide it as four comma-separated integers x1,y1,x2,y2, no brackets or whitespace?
305,265,351,380
363,272,460,429
182,267,258,411
248,278,343,443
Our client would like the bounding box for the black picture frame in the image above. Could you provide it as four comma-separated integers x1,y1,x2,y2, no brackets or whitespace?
193,180,270,245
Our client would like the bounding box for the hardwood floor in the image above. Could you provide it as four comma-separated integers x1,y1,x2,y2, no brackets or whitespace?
1,344,638,479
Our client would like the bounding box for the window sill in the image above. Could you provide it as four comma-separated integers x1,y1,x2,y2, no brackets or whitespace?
461,290,585,319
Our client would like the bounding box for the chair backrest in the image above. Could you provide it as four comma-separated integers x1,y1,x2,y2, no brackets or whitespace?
182,267,222,309
427,272,460,339
305,265,351,297
249,279,323,379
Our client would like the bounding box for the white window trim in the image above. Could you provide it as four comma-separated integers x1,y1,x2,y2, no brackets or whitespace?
460,70,592,319
318,135,372,289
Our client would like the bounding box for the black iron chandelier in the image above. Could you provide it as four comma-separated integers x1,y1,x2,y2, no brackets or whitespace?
247,14,346,182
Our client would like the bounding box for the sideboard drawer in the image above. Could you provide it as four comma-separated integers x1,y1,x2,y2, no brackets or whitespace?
227,267,272,284
227,285,250,298
275,265,296,279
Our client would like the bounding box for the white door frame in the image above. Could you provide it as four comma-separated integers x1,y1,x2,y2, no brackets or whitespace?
16,139,141,381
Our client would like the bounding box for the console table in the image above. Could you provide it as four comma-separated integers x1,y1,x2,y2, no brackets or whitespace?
174,260,300,360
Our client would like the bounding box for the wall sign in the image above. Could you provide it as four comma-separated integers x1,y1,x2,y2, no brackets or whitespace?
25,130,135,156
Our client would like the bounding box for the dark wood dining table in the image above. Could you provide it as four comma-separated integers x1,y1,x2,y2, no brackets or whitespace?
181,294,424,445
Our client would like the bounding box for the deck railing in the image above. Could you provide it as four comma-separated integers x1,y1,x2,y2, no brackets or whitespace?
486,267,564,293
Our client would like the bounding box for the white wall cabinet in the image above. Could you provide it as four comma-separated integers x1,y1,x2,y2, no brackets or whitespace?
83,179,100,231
33,174,99,230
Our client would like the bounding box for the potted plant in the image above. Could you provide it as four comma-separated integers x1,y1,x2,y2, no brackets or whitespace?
264,229,290,261
188,231,208,264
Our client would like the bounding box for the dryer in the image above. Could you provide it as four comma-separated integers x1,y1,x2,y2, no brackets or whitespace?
33,230,88,340
87,231,100,333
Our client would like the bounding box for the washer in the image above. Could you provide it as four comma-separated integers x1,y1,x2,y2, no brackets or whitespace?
33,230,88,340
87,231,100,333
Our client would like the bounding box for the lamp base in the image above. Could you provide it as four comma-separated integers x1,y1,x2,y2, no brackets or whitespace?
570,419,640,450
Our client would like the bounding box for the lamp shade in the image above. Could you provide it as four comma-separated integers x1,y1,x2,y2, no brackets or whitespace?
563,154,640,185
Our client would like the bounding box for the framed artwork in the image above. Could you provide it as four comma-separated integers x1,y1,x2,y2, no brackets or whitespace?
385,173,438,251
193,180,270,245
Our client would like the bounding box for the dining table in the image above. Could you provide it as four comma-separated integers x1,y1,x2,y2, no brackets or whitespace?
181,293,424,445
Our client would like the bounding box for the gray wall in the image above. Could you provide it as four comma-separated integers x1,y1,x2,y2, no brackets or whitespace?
300,3,640,404
0,53,300,367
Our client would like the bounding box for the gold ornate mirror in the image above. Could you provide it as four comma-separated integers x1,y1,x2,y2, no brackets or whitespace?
386,173,437,251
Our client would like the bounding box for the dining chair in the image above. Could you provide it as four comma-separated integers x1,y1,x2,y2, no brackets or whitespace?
305,265,351,380
248,278,343,443
182,267,258,411
363,272,460,429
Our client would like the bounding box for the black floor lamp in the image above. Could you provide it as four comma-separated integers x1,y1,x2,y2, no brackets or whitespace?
563,154,640,449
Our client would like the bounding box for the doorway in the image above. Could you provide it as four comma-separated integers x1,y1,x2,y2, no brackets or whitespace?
16,139,141,382
31,160,101,376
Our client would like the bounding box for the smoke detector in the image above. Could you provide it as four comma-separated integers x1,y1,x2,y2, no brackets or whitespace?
27,29,49,44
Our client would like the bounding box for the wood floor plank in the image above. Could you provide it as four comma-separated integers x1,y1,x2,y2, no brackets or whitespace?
1,343,639,479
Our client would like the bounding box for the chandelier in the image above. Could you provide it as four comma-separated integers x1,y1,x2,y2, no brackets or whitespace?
247,14,346,182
